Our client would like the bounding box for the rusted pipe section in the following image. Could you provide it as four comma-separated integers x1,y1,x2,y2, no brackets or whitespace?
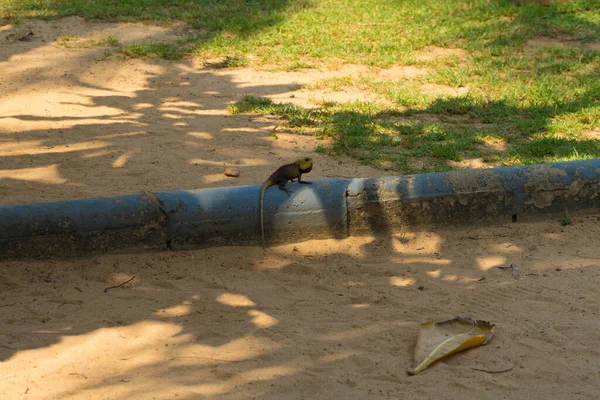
346,159,600,234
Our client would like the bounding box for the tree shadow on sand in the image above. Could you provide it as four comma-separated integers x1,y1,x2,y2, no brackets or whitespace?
1,2,600,398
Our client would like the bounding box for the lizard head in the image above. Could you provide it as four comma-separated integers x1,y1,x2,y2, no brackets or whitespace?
295,157,313,173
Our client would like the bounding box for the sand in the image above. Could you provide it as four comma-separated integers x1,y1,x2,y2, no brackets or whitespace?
1,215,600,399
2,18,600,400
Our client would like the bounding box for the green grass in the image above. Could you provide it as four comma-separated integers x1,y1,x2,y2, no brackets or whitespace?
230,84,600,172
96,34,119,47
561,213,572,226
2,0,600,172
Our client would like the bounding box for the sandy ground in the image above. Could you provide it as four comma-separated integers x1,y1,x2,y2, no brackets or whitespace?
1,216,600,399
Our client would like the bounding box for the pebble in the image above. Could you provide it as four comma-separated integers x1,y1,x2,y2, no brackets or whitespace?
224,168,240,177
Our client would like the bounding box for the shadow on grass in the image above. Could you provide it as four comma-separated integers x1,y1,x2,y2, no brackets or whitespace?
228,76,600,174
463,0,600,50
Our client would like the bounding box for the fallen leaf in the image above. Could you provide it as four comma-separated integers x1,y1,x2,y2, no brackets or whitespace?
408,316,495,375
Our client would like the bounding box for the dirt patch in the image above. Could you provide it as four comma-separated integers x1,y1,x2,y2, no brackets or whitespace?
1,216,599,398
447,158,494,170
2,16,188,45
305,89,383,106
585,128,600,139
377,65,428,80
526,35,600,52
416,46,468,62
406,156,437,172
0,19,382,205
480,138,508,152
420,83,470,97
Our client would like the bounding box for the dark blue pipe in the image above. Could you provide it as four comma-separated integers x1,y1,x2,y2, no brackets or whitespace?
1,159,599,259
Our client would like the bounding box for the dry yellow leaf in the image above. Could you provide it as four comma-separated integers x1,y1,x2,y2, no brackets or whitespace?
408,316,496,375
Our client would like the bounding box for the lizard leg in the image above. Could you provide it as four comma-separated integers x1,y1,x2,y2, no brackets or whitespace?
278,182,292,195
297,173,312,184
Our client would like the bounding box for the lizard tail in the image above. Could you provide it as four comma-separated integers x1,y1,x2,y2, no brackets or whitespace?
260,182,269,249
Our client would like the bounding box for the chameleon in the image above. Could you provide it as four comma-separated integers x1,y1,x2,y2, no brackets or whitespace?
260,157,313,248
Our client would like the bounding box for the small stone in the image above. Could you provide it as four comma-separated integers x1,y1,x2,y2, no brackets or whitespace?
19,32,34,42
418,285,425,291
224,168,240,177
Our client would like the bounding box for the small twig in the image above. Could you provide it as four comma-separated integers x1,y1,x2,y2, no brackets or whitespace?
325,175,353,179
218,275,228,291
171,356,244,363
471,363,517,374
104,276,135,293
68,373,88,379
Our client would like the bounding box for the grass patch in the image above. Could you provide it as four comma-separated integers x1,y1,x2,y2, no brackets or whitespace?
96,34,119,47
55,35,83,47
561,213,572,226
